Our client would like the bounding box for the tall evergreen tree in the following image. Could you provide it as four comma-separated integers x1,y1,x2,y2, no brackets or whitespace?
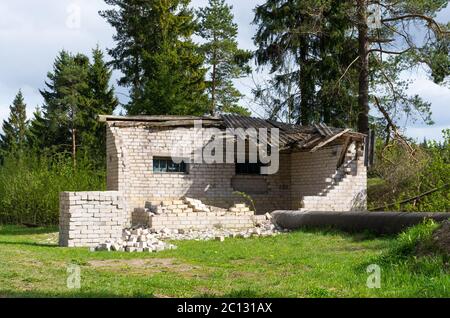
253,0,338,125
27,107,48,152
197,0,252,115
353,0,450,134
101,0,208,115
40,51,90,165
0,90,28,156
253,0,449,134
38,49,117,166
84,46,119,164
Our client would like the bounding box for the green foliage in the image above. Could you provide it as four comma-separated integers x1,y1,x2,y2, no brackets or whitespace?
0,90,28,157
0,152,105,225
253,0,358,126
83,47,119,167
386,219,440,260
34,49,117,166
197,0,252,115
27,107,48,153
253,0,450,132
368,129,450,211
101,0,208,116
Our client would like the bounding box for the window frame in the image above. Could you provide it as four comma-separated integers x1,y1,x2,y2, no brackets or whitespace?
152,157,188,174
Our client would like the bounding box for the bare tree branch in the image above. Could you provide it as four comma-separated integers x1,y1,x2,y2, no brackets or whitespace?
382,14,450,35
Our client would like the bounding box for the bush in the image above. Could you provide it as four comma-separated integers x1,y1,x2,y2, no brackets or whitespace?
368,129,450,211
0,152,105,225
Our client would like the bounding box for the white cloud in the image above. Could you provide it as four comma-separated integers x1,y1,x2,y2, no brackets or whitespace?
406,125,448,142
402,74,450,142
0,0,448,142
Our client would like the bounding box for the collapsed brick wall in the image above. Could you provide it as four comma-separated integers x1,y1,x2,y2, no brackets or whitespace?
150,211,262,231
299,143,367,211
59,191,126,247
131,199,265,230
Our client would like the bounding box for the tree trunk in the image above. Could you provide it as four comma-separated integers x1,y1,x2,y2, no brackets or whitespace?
357,0,370,134
299,38,310,126
211,43,217,116
72,127,77,168
211,61,216,116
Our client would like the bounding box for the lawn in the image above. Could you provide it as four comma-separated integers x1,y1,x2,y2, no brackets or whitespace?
0,225,448,298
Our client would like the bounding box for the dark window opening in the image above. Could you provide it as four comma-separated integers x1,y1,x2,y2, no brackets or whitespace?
153,157,187,173
235,162,264,175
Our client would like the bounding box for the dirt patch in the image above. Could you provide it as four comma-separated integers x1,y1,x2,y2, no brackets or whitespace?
87,258,207,278
89,258,176,268
431,221,450,255
416,220,450,257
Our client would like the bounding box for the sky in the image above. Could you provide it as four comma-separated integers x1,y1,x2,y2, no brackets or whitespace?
0,0,449,141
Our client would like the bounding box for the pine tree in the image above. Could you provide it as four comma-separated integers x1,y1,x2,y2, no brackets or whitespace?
101,0,208,115
197,0,252,115
0,90,28,156
353,0,450,134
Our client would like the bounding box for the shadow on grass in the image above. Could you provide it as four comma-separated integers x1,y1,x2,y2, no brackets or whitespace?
196,289,284,298
0,241,58,248
0,225,58,236
0,289,155,298
291,226,390,242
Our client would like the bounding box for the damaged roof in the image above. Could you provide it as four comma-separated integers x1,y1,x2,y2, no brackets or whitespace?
99,114,365,151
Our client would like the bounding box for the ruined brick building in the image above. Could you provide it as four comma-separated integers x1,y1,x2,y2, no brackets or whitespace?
102,114,367,218
59,114,368,247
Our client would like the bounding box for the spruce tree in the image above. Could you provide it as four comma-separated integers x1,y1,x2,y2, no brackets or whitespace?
197,0,252,115
253,0,449,134
27,107,48,152
38,49,117,166
253,0,334,125
101,0,208,115
40,51,90,165
84,46,119,165
0,90,28,156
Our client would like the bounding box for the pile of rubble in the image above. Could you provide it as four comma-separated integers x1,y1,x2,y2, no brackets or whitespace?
92,214,284,253
146,197,211,215
93,227,177,253
144,198,255,216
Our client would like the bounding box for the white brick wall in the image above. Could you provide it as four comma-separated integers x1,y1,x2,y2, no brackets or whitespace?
106,125,296,222
106,123,368,224
58,124,367,247
59,191,126,247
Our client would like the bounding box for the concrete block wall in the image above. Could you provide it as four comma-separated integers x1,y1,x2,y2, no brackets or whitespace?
59,191,126,247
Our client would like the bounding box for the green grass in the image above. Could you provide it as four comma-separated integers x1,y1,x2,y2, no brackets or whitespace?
0,225,448,298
